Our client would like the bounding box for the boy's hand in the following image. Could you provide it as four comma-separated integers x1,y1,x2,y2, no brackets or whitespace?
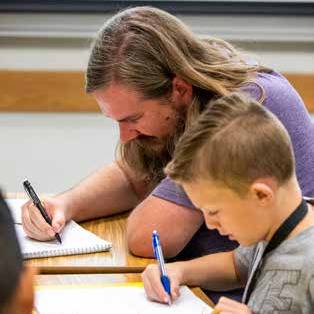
142,262,184,304
216,297,252,314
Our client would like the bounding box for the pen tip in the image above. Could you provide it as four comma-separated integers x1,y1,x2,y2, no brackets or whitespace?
168,296,171,306
56,233,62,244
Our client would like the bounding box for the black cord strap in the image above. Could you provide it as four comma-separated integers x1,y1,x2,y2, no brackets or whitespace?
244,198,308,304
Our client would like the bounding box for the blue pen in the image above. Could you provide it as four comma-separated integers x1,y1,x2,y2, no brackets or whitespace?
152,230,171,305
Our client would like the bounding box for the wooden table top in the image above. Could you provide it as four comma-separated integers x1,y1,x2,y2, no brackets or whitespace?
7,193,214,307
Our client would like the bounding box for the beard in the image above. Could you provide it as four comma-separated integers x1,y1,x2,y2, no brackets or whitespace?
117,106,187,188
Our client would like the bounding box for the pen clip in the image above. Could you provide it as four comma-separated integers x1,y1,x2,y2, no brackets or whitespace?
152,230,159,259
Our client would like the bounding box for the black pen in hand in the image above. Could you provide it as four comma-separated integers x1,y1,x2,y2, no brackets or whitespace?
23,179,62,244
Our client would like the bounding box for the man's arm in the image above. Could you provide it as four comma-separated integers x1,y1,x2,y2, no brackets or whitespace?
22,161,153,241
58,161,142,221
127,195,204,258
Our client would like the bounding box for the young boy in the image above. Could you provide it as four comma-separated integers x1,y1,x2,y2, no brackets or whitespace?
0,191,35,314
142,93,314,313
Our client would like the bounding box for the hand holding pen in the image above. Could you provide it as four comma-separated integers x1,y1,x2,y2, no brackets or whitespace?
22,179,62,243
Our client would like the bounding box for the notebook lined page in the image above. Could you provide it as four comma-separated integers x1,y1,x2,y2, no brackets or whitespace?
6,199,111,259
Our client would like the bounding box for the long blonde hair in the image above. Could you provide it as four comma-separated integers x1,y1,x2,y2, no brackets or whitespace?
86,6,271,185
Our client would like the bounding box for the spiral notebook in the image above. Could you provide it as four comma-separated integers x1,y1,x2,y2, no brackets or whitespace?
6,199,112,259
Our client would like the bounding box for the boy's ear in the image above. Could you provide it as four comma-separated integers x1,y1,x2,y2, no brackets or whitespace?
250,180,275,205
14,265,37,314
171,76,193,107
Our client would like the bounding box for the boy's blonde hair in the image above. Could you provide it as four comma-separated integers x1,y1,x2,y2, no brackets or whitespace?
165,93,295,194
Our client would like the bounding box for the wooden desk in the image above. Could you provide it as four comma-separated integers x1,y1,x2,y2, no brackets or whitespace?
8,193,214,307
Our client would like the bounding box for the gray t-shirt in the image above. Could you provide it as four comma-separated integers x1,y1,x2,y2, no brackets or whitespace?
235,226,314,313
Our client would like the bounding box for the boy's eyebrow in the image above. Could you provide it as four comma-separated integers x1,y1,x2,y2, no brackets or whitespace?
202,207,219,214
207,210,219,216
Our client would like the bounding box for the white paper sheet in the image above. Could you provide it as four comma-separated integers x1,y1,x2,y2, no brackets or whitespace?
6,198,25,224
35,284,213,314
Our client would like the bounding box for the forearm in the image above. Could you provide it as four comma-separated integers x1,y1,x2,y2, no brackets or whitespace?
57,162,140,221
178,251,242,291
127,197,204,258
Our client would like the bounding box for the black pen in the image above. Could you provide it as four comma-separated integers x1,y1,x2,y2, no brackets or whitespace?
23,179,62,244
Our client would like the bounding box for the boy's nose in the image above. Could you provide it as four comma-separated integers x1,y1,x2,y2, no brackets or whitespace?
205,216,221,230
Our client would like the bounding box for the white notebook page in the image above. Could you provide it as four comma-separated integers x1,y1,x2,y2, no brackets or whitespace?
6,199,111,259
35,284,214,314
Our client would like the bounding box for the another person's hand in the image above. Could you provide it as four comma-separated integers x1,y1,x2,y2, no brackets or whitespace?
142,262,184,304
216,297,252,314
21,196,68,241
